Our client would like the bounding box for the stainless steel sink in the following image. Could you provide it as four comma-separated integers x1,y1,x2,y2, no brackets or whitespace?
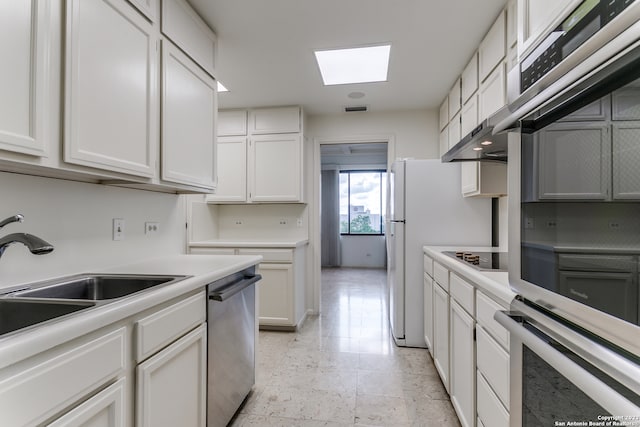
11,274,187,301
0,299,95,335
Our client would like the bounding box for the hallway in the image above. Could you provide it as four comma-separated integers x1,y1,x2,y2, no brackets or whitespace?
230,267,460,426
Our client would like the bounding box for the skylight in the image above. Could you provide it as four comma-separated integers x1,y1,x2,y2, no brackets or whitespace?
217,81,229,92
314,45,391,86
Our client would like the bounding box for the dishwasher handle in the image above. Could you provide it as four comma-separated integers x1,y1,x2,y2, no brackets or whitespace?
208,274,261,301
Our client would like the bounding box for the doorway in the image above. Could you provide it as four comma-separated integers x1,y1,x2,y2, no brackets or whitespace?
317,141,389,317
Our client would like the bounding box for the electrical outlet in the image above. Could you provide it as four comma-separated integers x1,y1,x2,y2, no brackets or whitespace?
608,221,621,230
278,219,288,226
145,222,160,235
112,218,125,241
545,219,557,228
233,219,243,226
524,217,534,229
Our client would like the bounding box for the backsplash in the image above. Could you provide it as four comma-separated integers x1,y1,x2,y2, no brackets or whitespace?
0,172,186,288
188,197,308,241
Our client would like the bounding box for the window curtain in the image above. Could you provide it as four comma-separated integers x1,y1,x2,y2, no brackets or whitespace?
321,169,341,267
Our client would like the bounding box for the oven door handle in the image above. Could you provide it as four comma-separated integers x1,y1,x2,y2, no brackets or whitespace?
495,310,640,416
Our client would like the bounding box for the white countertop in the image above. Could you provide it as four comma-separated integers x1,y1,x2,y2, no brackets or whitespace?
190,239,309,248
0,254,261,369
423,246,516,306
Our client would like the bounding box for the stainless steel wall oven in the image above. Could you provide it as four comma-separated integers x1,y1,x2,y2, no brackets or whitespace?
500,0,640,425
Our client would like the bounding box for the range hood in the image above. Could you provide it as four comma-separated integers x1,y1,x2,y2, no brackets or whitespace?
441,106,515,163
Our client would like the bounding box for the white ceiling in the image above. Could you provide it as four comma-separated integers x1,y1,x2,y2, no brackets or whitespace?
189,0,507,115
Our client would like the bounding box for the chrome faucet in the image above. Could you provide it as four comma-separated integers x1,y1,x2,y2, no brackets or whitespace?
0,214,24,229
0,215,54,259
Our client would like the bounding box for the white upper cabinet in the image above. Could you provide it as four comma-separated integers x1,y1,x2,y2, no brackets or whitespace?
250,134,303,202
479,63,506,121
439,126,449,158
478,10,506,83
208,136,247,202
507,0,518,48
162,0,217,77
518,0,573,57
612,123,640,200
161,41,216,189
127,0,158,22
249,107,301,134
439,98,449,131
218,110,248,136
461,53,479,104
461,94,479,137
448,78,462,121
448,114,461,151
0,0,50,157
64,0,158,178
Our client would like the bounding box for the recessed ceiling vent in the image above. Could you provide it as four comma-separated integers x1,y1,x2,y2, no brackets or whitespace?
344,106,368,112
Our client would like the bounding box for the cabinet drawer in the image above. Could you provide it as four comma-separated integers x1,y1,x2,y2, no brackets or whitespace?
238,248,293,263
189,247,237,255
433,261,449,291
136,292,206,362
424,254,434,278
162,0,217,76
476,291,509,349
477,371,509,427
477,326,510,407
0,328,126,427
450,273,475,315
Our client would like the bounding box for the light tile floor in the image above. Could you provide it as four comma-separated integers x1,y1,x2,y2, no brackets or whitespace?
230,267,461,427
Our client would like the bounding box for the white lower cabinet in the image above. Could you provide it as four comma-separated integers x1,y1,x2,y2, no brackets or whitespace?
424,252,512,427
47,378,126,427
423,273,434,352
433,282,450,393
449,300,476,427
136,324,207,427
256,263,294,327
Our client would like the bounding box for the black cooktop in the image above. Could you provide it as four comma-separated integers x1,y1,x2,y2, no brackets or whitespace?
442,251,509,272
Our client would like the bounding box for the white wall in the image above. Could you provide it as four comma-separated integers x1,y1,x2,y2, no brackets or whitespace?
340,236,386,268
307,109,440,160
0,172,186,289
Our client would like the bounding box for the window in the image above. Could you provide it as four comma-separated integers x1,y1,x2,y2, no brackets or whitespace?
339,170,386,235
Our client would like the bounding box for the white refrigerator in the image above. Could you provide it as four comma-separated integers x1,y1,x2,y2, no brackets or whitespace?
386,159,491,347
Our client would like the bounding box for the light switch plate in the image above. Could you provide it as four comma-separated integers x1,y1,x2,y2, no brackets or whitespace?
113,218,125,241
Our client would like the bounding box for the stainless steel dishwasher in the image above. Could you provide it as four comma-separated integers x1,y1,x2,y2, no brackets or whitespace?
207,266,261,427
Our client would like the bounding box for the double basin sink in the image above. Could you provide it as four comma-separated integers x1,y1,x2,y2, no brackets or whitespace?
0,274,187,337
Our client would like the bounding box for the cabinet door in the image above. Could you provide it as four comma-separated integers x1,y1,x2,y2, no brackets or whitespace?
479,63,506,121
249,107,300,134
64,0,157,177
0,0,50,157
461,95,479,137
127,0,158,22
161,41,216,189
537,123,610,200
559,98,609,122
477,371,509,427
449,300,475,427
439,98,449,131
507,0,517,48
461,162,479,196
433,283,450,393
612,123,640,200
478,10,506,83
612,87,640,120
250,134,302,202
137,324,207,427
257,263,294,327
449,78,461,120
47,378,126,427
461,53,478,104
207,136,247,202
439,126,449,158
424,273,435,353
218,110,248,137
448,113,461,151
